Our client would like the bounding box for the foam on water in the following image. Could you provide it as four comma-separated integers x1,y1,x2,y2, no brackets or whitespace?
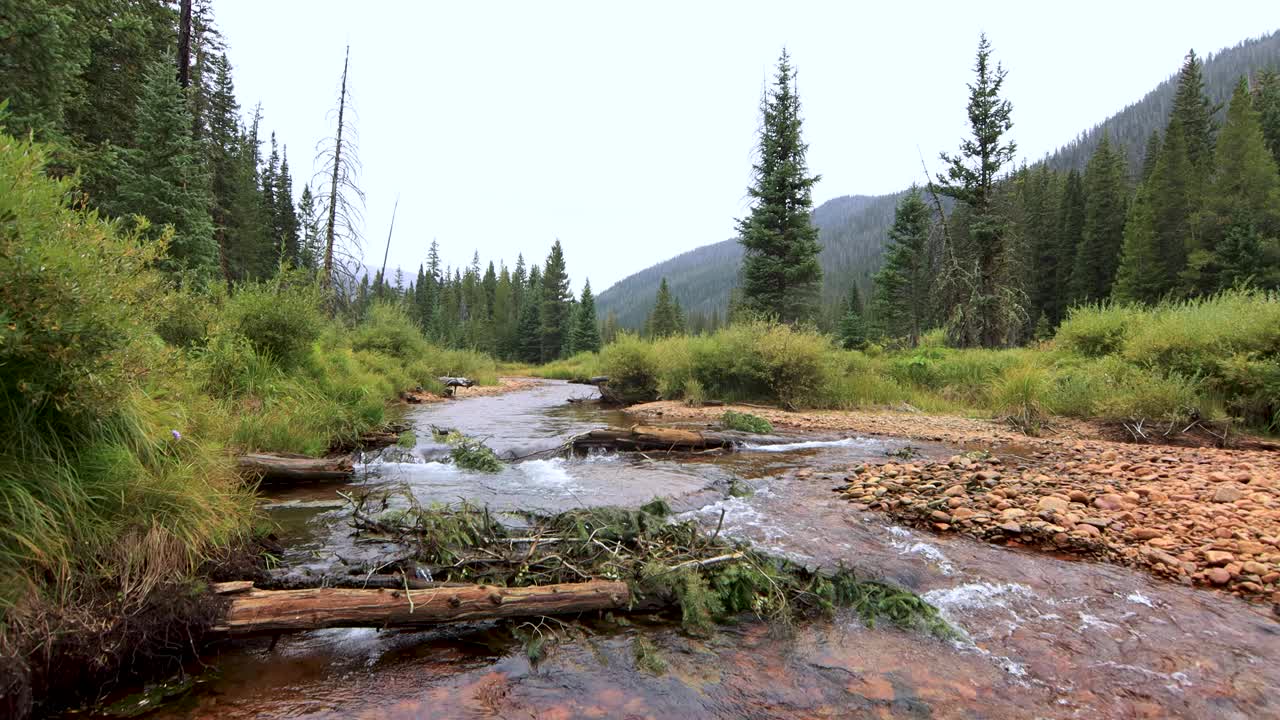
517,458,580,488
743,437,871,453
924,582,1038,614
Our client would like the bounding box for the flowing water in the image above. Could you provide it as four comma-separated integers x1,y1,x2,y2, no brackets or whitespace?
138,381,1279,719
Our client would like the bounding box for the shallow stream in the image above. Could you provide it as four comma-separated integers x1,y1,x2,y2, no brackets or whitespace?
141,381,1280,719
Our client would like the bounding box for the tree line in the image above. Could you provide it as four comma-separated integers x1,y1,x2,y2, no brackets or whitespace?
730,39,1280,350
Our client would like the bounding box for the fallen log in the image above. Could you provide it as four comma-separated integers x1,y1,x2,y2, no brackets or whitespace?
212,580,632,635
236,453,354,483
571,425,738,453
568,376,609,386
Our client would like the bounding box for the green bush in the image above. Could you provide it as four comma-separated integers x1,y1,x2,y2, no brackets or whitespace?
351,302,429,360
221,274,324,369
1056,303,1141,357
721,410,773,434
601,333,661,404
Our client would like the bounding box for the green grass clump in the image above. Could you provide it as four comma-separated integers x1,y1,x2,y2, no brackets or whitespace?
720,410,773,434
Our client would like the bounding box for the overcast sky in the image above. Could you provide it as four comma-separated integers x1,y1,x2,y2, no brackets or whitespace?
215,1,1278,294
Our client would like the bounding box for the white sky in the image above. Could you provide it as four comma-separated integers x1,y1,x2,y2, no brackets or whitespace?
215,1,1279,293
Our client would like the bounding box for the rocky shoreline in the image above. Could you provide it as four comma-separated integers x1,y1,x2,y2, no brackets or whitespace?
628,401,1280,605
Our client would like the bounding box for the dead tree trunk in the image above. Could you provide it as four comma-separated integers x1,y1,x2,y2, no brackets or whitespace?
236,453,354,483
213,580,631,635
176,0,192,88
322,46,349,282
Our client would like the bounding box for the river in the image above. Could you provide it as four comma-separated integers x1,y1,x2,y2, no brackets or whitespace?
137,381,1280,719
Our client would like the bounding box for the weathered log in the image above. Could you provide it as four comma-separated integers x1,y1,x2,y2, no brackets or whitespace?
571,425,738,453
213,580,632,635
438,376,474,388
236,453,354,483
568,376,609,386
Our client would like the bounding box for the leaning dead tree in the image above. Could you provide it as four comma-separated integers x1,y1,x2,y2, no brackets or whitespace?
236,453,354,483
317,45,365,295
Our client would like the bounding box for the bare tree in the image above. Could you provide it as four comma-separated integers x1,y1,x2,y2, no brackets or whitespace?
316,45,365,296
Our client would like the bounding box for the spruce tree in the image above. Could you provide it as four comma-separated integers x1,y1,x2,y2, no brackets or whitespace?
1141,130,1162,182
114,60,218,276
871,189,932,344
736,49,823,324
838,284,869,350
647,278,683,338
935,34,1018,347
1194,77,1280,292
539,241,571,362
276,147,300,265
1019,166,1060,329
1147,121,1195,296
297,184,322,269
1071,133,1129,302
1169,50,1216,177
1255,70,1280,168
1054,169,1086,319
1112,186,1165,303
516,266,544,363
571,280,602,353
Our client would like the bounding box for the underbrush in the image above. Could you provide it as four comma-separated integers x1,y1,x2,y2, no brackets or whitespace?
0,132,501,717
525,290,1278,435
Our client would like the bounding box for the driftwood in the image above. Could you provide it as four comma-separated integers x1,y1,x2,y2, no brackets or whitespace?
571,425,738,453
237,453,354,483
212,580,632,635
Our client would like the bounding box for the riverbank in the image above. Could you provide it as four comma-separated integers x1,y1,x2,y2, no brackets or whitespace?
629,401,1280,606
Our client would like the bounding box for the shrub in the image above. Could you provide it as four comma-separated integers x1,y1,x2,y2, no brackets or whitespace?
221,274,324,369
351,302,428,360
991,364,1049,435
1055,302,1140,358
601,333,660,404
721,410,773,434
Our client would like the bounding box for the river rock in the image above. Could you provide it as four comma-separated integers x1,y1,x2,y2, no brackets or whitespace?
1131,528,1163,541
1037,496,1070,513
1074,523,1102,537
1212,486,1244,503
943,484,967,497
1204,550,1235,566
999,522,1023,534
1093,494,1128,511
1001,508,1028,521
930,510,952,523
1068,489,1089,503
1206,568,1232,585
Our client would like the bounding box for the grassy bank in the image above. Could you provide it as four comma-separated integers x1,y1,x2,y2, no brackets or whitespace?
523,291,1280,436
0,133,496,716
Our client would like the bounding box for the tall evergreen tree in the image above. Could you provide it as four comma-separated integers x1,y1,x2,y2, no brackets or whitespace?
647,278,684,338
1255,70,1280,168
872,189,932,344
1053,169,1086,321
1112,186,1165,303
837,283,869,350
516,266,544,363
1169,50,1216,177
571,280,602,353
1071,133,1129,302
297,183,322,269
935,33,1018,347
1018,166,1060,328
539,241,571,362
1147,121,1195,297
113,60,217,276
275,146,300,265
736,49,823,324
1140,130,1162,182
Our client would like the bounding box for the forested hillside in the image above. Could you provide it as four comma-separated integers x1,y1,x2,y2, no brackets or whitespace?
597,30,1280,330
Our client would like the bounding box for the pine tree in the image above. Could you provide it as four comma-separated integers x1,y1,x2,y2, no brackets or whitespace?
1169,50,1216,177
276,146,300,265
571,280,602,353
736,49,823,324
516,266,544,363
1147,121,1195,297
114,60,217,276
871,189,932,344
838,284,869,350
539,241,571,362
647,278,684,337
1071,133,1129,302
297,184,322,269
935,34,1018,347
1112,186,1165,303
1018,166,1060,329
1256,70,1280,168
1141,130,1162,182
1194,77,1280,292
1054,169,1086,319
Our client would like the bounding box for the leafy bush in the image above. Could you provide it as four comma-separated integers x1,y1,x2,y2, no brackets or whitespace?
351,302,428,360
601,333,660,404
221,274,324,369
1055,302,1141,357
721,410,773,434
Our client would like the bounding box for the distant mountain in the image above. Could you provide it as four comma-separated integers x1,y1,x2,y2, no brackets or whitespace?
597,30,1280,329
